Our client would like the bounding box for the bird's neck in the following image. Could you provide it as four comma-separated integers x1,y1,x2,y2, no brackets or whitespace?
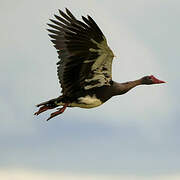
113,79,142,96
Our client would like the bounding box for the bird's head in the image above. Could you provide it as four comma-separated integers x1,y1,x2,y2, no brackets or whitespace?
141,75,166,85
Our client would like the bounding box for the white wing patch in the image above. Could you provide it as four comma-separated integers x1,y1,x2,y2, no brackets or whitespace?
84,36,114,90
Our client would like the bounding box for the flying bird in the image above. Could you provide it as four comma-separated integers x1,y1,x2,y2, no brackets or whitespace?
34,8,165,121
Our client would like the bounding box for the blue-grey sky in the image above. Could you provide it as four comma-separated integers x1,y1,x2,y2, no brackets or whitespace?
1,0,180,179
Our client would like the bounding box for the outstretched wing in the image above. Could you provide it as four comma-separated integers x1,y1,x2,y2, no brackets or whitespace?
47,8,115,97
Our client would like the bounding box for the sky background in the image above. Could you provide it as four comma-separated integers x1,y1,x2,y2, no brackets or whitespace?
1,0,180,179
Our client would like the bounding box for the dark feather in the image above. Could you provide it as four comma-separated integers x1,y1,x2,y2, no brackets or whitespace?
47,29,61,35
65,8,76,20
54,14,70,26
47,23,62,31
59,9,72,22
47,8,114,97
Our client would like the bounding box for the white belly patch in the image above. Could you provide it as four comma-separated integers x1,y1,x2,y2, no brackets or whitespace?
76,95,102,108
57,95,102,109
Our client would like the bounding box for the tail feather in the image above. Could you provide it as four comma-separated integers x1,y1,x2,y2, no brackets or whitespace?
36,96,64,107
36,98,57,107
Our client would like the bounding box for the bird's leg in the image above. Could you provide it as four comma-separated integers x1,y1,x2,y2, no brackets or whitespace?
46,103,69,121
34,105,54,116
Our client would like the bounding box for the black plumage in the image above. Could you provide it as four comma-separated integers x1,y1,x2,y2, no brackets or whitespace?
47,8,111,98
34,8,165,121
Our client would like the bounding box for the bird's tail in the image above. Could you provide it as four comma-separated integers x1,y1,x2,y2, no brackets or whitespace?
36,97,59,108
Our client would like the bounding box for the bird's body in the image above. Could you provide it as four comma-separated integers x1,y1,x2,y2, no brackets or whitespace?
34,8,165,121
45,81,135,109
